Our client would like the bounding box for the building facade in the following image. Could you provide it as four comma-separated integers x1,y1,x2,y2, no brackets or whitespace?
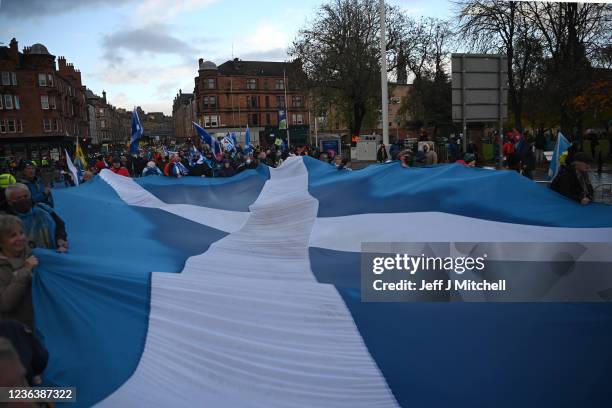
0,38,88,161
86,89,128,147
172,89,196,143
194,58,310,146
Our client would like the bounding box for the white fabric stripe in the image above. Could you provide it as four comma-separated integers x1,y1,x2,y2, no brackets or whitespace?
99,169,249,233
309,212,612,253
97,157,398,407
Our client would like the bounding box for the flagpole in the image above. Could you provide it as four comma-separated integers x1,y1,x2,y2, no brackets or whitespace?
284,65,290,149
379,0,389,153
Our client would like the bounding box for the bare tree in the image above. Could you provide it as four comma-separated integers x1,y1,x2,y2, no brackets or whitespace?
290,0,403,136
456,0,536,130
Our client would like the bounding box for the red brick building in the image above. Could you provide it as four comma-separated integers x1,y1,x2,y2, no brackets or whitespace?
0,38,88,162
193,58,310,146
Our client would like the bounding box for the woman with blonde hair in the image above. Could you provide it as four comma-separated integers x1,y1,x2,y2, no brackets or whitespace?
0,215,38,329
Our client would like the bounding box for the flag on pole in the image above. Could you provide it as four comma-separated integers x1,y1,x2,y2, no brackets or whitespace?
278,110,287,130
548,132,571,180
193,122,214,147
64,149,80,187
130,108,144,154
243,125,253,154
75,141,88,169
222,134,235,152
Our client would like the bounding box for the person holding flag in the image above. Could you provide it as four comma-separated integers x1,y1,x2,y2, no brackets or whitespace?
551,151,594,205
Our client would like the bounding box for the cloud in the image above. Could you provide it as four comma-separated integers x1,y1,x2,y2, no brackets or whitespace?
136,0,218,23
240,48,289,62
0,0,132,18
101,23,200,65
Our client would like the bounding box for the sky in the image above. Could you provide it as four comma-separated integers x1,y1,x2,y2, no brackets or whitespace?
0,0,453,115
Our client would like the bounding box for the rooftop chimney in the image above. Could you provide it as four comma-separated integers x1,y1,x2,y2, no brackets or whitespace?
102,90,107,103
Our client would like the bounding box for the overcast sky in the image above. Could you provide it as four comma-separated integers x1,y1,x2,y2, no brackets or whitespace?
0,0,452,115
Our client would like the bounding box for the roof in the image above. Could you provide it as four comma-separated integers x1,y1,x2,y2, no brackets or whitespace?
28,43,51,55
217,59,300,77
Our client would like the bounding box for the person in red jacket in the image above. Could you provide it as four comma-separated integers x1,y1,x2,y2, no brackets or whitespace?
110,157,130,177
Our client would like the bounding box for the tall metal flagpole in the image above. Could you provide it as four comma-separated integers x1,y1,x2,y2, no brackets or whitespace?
379,0,389,154
284,65,290,148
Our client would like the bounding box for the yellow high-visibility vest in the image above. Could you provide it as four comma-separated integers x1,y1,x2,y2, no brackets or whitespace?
0,173,16,188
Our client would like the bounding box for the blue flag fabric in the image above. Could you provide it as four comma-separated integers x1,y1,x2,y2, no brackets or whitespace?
243,126,253,155
35,157,612,407
548,131,571,180
130,108,144,155
193,122,214,147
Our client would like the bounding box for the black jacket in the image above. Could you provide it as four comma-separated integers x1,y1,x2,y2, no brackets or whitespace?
551,165,594,202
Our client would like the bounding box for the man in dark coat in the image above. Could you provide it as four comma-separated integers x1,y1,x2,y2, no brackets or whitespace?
551,152,594,205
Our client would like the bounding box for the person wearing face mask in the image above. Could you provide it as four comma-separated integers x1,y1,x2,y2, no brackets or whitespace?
0,215,39,329
2,184,68,252
18,161,53,208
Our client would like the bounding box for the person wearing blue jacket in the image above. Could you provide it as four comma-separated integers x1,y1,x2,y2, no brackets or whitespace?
18,161,53,208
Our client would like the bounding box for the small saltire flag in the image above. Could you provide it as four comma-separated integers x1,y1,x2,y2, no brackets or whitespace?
130,108,144,155
64,149,80,187
230,132,238,147
243,126,253,155
193,122,213,146
222,134,235,152
548,132,570,180
279,110,287,130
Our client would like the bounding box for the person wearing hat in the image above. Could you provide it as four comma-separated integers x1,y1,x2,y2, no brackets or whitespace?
18,160,53,208
551,152,594,205
456,153,476,167
110,157,130,177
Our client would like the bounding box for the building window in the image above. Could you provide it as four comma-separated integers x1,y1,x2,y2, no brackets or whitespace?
43,118,51,132
203,96,217,108
1,72,10,86
292,114,304,125
0,94,3,109
276,95,285,108
204,115,219,127
275,79,284,90
266,113,271,124
100,120,105,128
49,96,56,109
16,120,22,132
247,95,258,108
53,119,59,131
206,78,216,89
99,108,104,116
0,120,5,133
4,94,13,109
265,95,270,108
38,73,47,87
47,74,54,87
251,114,259,125
246,79,257,90
292,96,303,108
41,95,49,110
11,72,17,86
7,119,15,133
14,95,19,110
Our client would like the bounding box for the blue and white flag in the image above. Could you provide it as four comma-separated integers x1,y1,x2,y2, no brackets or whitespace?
222,134,235,152
279,110,287,130
130,107,144,155
33,157,612,408
548,131,571,180
193,122,214,147
243,125,253,154
64,149,80,186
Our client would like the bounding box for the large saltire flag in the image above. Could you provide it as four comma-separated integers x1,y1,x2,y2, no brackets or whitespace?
34,158,612,407
130,108,144,155
548,131,571,180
